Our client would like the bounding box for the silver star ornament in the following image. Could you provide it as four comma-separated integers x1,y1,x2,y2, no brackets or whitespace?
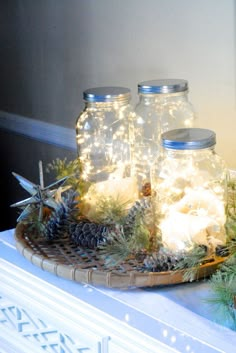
11,171,70,223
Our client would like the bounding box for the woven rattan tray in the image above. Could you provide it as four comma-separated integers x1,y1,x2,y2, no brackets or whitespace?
15,223,226,288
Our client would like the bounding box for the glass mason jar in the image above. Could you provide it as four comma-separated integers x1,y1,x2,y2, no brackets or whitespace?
76,86,138,217
132,79,197,197
151,128,228,252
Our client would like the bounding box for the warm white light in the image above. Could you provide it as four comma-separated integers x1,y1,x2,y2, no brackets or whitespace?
153,160,226,251
83,176,139,218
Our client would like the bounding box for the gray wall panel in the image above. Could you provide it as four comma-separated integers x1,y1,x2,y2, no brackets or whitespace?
0,129,76,230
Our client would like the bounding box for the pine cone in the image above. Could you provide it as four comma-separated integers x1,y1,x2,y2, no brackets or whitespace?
69,221,108,249
123,197,151,235
143,248,185,272
141,182,151,197
62,189,80,222
43,203,68,241
43,190,80,241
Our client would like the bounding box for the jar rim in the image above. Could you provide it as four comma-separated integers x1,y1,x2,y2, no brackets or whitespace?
138,79,188,94
161,128,216,150
83,87,131,103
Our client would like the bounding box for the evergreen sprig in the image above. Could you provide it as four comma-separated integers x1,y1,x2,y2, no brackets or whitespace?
23,210,46,237
89,196,129,225
225,178,236,241
208,254,236,329
174,246,208,282
99,213,150,267
207,178,236,329
100,226,133,266
46,157,89,196
227,179,236,218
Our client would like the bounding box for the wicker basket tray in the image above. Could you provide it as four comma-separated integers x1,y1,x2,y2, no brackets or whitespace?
14,223,226,288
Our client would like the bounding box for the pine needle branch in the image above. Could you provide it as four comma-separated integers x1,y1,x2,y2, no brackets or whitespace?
99,214,150,267
174,246,208,282
99,227,132,266
208,255,236,329
46,157,90,196
90,196,129,225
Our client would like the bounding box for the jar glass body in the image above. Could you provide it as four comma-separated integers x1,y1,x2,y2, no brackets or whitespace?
132,91,197,195
76,100,132,182
151,146,228,252
76,98,138,216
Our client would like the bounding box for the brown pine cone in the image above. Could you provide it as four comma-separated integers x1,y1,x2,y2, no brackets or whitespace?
69,221,108,249
142,182,151,197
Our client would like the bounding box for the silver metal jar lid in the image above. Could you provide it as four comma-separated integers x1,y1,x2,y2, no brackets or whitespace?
83,87,131,103
161,128,216,150
138,79,188,94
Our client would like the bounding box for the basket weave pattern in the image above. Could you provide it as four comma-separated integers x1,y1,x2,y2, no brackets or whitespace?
15,223,225,288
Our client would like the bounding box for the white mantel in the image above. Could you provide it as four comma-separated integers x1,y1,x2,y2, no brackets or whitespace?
0,229,235,353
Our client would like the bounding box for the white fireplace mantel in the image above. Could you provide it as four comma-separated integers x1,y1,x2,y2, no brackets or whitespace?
0,228,235,353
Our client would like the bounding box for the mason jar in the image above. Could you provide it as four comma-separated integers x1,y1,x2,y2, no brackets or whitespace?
76,86,138,217
132,79,197,197
151,128,227,252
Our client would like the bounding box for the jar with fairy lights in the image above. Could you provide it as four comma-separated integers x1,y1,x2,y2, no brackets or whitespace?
151,128,228,252
132,79,197,197
76,86,138,217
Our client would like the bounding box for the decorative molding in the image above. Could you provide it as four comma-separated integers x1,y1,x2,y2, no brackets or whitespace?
0,296,43,353
0,110,76,151
0,259,172,353
0,295,101,353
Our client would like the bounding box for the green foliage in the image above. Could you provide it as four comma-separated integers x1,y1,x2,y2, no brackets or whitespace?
86,195,150,265
99,213,150,267
227,179,236,216
22,209,46,237
46,157,81,179
174,246,208,282
207,179,236,329
225,178,236,241
46,157,90,196
130,213,150,250
208,255,236,329
100,227,133,266
90,196,128,225
225,219,236,243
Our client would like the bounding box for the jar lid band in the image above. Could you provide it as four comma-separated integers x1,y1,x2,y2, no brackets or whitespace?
138,79,188,94
161,128,216,150
83,87,131,103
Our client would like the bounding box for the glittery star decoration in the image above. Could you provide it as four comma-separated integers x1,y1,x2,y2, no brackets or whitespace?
11,161,70,222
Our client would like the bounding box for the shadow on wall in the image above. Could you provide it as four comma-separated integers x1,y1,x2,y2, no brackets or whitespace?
0,130,76,231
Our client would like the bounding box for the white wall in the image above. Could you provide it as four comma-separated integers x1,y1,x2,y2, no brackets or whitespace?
0,0,235,167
